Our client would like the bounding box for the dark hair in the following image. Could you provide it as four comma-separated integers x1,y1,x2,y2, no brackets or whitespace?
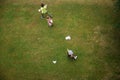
46,15,52,19
46,16,49,19
41,3,44,7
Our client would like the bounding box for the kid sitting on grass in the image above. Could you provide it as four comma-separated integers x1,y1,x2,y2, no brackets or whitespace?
46,16,53,27
67,49,77,60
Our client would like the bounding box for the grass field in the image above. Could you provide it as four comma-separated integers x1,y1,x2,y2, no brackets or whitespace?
0,0,120,80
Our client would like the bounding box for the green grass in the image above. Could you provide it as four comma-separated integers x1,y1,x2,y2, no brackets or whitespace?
0,0,120,80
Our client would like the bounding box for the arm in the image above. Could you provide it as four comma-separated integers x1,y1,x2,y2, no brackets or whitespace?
44,5,47,9
38,8,41,12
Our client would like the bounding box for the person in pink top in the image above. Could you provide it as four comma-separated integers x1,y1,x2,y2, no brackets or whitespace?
46,16,53,27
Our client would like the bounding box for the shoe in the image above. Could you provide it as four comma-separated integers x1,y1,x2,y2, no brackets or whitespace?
74,56,77,60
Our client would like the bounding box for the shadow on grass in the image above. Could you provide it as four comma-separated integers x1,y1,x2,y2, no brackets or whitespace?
108,27,120,80
0,0,7,5
113,0,120,28
0,68,6,80
105,9,120,80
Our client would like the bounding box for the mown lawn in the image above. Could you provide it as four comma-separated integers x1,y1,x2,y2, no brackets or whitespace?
0,0,120,80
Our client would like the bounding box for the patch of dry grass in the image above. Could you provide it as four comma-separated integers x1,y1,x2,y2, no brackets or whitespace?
2,0,114,6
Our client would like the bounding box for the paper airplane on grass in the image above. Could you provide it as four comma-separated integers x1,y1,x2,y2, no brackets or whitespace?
65,35,71,40
52,60,57,64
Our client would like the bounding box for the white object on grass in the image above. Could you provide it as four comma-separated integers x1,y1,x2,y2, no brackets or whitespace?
65,36,71,40
52,60,57,64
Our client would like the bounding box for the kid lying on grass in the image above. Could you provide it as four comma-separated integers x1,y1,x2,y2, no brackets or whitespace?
67,49,77,60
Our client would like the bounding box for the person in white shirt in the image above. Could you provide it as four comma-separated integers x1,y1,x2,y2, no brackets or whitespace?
67,49,77,60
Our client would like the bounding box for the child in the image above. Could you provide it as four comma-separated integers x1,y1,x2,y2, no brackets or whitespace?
46,16,53,27
67,49,77,60
38,3,48,18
